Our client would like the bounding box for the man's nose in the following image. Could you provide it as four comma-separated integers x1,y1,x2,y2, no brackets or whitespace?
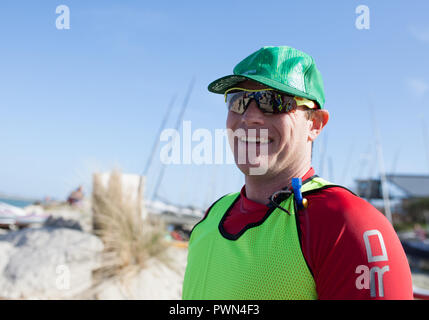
242,100,265,125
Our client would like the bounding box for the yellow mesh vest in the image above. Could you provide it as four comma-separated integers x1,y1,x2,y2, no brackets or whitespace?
182,177,333,300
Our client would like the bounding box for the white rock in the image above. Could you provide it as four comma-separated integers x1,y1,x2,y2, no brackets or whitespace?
0,227,103,299
0,242,14,275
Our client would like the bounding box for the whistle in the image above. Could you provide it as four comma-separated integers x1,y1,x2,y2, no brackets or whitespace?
292,177,308,210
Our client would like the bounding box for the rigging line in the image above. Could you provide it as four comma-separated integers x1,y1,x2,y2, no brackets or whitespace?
137,95,177,211
142,94,177,177
152,77,196,201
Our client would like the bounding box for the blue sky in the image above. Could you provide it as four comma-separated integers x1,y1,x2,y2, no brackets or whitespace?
1,0,429,208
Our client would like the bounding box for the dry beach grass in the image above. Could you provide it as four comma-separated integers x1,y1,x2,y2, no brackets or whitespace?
90,170,173,292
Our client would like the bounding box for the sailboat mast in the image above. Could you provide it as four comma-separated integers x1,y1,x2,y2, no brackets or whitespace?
137,95,177,215
152,77,196,201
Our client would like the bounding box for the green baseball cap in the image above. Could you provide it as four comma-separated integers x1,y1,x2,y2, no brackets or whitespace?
208,46,325,109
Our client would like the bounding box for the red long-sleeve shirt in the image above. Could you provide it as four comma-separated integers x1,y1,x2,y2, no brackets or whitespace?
216,168,413,299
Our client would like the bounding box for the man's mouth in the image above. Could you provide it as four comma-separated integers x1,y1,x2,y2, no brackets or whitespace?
239,136,273,144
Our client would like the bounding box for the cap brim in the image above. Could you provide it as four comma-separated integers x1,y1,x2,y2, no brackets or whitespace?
208,74,249,94
208,74,322,108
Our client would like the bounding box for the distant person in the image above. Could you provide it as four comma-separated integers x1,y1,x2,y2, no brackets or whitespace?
67,186,84,206
182,46,413,299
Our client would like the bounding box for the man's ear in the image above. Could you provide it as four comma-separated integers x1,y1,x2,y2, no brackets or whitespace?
308,109,329,142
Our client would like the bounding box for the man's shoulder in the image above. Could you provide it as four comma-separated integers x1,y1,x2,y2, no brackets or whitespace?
212,192,240,207
203,192,240,217
300,184,412,299
304,184,388,225
306,184,369,208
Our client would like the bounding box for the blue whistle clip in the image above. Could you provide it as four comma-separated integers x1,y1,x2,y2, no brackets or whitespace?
291,177,303,209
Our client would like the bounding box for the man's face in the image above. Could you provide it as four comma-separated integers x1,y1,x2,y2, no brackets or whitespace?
226,80,316,177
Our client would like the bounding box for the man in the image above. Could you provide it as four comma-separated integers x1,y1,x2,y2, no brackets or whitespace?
182,46,413,299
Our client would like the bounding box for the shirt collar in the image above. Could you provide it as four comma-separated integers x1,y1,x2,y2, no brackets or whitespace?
240,167,316,212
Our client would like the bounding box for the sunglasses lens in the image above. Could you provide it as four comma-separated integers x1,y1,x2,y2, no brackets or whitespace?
226,90,297,114
255,91,275,113
275,94,296,113
226,92,247,114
